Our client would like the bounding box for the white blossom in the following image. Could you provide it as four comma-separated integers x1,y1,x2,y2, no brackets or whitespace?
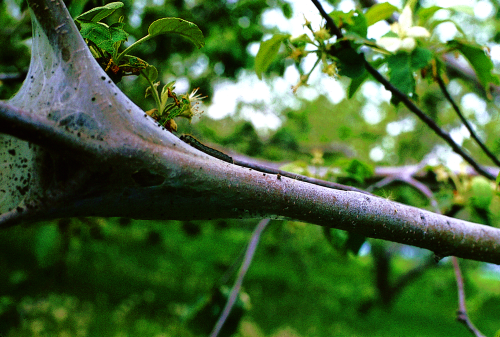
377,4,430,53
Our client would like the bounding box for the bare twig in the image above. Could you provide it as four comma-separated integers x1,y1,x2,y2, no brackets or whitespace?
309,0,495,181
368,175,440,212
452,257,486,337
363,62,495,181
310,0,343,38
398,170,486,337
436,73,500,167
209,218,270,337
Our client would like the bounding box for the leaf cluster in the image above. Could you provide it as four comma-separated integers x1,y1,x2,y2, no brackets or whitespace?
75,2,206,129
255,2,499,103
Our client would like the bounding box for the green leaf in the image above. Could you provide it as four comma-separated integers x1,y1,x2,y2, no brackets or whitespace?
496,172,500,195
144,81,159,99
160,83,171,105
109,22,128,44
336,47,366,79
347,58,386,98
69,0,93,18
79,22,115,53
416,6,442,26
470,176,493,211
338,158,374,184
417,5,472,26
289,34,313,48
342,31,377,47
448,5,474,16
75,1,124,23
329,10,368,38
148,18,205,49
348,71,369,98
281,2,293,19
388,52,414,96
350,11,368,38
410,47,432,70
142,65,158,82
448,39,500,93
255,34,290,80
365,2,398,26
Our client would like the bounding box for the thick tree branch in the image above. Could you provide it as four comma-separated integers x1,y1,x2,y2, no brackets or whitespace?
1,0,500,266
2,139,500,263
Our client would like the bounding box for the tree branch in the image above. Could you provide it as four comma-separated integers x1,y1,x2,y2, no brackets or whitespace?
452,257,486,337
357,0,500,100
310,0,495,181
436,73,500,167
362,61,495,180
1,0,500,267
210,218,270,337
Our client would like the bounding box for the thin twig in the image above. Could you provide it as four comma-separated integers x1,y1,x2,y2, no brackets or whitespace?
399,170,486,337
309,0,495,181
436,73,500,167
209,218,271,337
367,175,439,212
452,257,486,337
363,62,494,181
310,0,343,38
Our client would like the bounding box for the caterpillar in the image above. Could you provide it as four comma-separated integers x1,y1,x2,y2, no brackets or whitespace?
180,134,233,164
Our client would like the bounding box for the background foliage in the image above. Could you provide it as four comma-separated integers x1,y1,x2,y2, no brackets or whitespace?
0,0,499,336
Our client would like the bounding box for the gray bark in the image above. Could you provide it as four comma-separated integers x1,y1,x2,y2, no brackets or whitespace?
1,0,500,264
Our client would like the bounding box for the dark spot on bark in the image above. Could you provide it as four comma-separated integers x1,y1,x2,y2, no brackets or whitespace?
132,168,165,187
8,149,15,156
61,47,70,62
